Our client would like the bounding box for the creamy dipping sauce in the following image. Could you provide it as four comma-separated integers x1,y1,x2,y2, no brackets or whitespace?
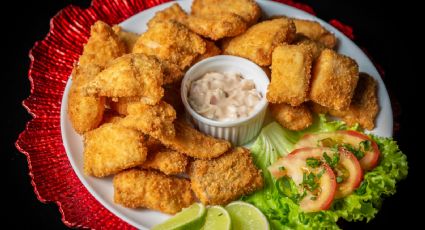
188,72,262,121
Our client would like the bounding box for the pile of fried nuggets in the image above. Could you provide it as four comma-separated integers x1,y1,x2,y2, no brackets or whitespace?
68,0,379,215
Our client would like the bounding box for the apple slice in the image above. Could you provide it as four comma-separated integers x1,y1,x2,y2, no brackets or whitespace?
268,148,336,213
294,130,380,171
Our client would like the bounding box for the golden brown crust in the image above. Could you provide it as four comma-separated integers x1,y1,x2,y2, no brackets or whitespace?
118,101,177,138
83,123,147,177
222,18,296,66
191,0,261,26
186,13,247,40
147,3,188,27
293,19,337,49
329,73,379,130
109,96,140,115
156,120,231,159
188,147,263,205
192,40,222,64
270,103,313,131
294,35,326,60
133,21,206,71
310,49,359,111
112,25,140,52
113,169,195,214
141,149,189,175
84,53,164,105
267,44,313,106
68,65,105,134
79,21,126,67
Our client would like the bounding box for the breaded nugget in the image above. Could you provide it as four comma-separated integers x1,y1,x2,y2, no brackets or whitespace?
267,44,313,106
294,35,326,60
270,103,313,131
147,3,188,27
186,13,247,40
68,65,105,134
160,60,185,84
133,21,206,71
85,53,164,105
293,18,337,49
192,40,221,64
83,123,147,177
114,169,195,214
191,0,261,26
222,18,296,66
310,49,359,111
101,109,124,124
110,96,140,115
141,148,189,175
329,73,379,130
157,120,231,159
118,101,176,138
188,147,263,205
79,21,126,67
112,25,139,52
308,101,330,114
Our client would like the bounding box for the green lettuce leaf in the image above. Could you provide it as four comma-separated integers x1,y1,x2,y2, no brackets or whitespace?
244,115,408,229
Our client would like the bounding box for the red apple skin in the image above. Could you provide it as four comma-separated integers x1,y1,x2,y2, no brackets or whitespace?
294,130,380,171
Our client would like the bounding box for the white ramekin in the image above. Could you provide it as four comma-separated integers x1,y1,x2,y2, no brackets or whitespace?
181,55,269,146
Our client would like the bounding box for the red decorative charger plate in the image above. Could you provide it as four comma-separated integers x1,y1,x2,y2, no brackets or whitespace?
16,0,361,229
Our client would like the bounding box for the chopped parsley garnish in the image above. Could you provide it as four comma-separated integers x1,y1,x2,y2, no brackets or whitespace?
218,213,223,216
310,196,317,201
306,158,321,168
342,144,365,159
360,140,372,151
279,166,285,171
323,152,339,169
336,176,343,183
317,169,325,178
302,172,319,191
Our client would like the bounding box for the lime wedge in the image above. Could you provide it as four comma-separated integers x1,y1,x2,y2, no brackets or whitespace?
152,203,206,230
201,206,231,230
225,201,269,230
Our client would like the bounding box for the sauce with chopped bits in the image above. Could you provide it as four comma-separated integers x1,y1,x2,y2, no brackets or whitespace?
188,72,262,121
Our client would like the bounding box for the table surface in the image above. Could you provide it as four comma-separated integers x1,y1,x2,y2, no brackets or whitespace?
2,0,420,229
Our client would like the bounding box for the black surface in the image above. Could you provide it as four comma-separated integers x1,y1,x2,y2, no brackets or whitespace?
3,0,419,229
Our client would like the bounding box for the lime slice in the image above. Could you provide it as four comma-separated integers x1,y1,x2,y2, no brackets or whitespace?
225,201,269,230
152,203,206,230
201,206,231,230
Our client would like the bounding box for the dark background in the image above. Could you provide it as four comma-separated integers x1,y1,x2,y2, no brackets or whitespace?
2,0,419,229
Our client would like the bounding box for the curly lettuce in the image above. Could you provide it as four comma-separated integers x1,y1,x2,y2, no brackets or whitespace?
243,115,408,229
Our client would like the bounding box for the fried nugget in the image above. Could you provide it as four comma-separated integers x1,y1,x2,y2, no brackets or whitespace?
84,53,164,105
186,13,247,40
133,21,206,71
118,101,176,138
329,73,379,130
192,40,221,64
114,169,195,214
110,96,140,115
188,147,263,205
310,49,359,111
293,18,337,49
112,25,139,52
79,21,126,67
101,109,124,124
160,60,185,85
147,3,188,27
191,0,261,26
141,148,189,175
294,35,326,60
270,103,313,131
157,120,231,159
68,65,105,134
83,123,147,177
222,18,296,66
267,44,313,106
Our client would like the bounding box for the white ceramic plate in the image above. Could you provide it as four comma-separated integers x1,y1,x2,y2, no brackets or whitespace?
61,0,393,229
